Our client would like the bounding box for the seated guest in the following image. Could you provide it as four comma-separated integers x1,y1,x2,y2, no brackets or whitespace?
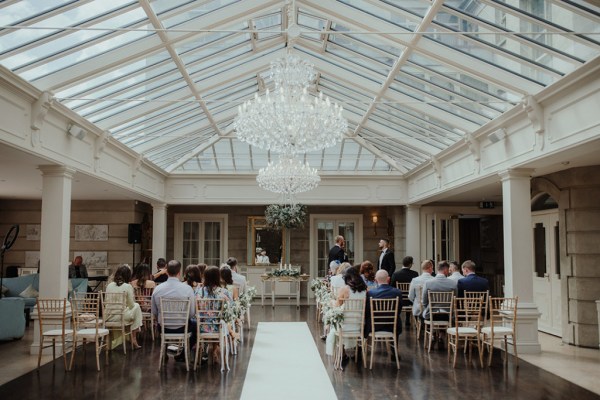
68,256,88,278
448,261,463,282
226,257,247,294
390,256,419,326
329,260,341,276
153,258,168,283
390,256,418,288
106,265,143,349
330,262,352,297
197,263,207,283
408,260,434,319
359,260,377,290
151,260,196,362
421,261,457,321
326,266,367,357
220,265,239,300
198,266,236,360
364,270,402,337
184,264,202,296
131,263,156,291
457,260,489,297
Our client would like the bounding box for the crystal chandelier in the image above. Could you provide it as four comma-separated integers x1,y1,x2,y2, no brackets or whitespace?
234,54,347,155
256,156,320,197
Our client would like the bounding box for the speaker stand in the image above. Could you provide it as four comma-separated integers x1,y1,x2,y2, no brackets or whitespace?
132,242,136,269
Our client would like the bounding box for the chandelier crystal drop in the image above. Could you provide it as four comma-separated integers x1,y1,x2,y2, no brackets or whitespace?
256,156,320,195
234,55,347,155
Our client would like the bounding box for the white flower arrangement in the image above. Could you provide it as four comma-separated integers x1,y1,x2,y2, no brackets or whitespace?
222,300,242,323
239,286,257,312
322,305,344,330
265,203,308,230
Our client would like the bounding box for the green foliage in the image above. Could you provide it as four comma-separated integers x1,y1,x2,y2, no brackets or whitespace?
264,204,308,230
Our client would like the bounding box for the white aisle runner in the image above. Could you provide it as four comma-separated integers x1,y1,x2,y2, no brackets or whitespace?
240,322,338,400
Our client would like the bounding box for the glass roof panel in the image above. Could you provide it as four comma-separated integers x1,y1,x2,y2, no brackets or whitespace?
432,9,580,76
338,0,422,31
0,0,75,26
158,0,239,28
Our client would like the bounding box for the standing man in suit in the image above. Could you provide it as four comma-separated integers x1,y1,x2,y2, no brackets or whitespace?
457,260,489,297
377,238,396,275
364,270,402,337
328,235,348,266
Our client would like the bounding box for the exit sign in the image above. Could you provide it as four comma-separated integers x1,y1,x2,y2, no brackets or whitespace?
479,201,495,209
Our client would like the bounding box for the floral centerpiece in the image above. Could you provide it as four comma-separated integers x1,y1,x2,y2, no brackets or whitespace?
268,268,301,278
265,203,307,230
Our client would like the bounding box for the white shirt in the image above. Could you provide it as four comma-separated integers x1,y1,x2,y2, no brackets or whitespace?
448,271,463,282
378,249,386,269
232,270,247,294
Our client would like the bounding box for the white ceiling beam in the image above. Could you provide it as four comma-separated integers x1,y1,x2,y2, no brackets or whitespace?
164,135,222,173
34,0,281,91
299,0,542,95
349,0,445,139
139,0,224,137
351,135,409,174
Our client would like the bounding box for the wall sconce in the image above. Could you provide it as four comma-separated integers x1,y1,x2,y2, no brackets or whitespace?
372,215,378,236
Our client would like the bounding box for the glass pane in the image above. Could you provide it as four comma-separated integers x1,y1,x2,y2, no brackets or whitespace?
203,221,221,266
533,223,546,278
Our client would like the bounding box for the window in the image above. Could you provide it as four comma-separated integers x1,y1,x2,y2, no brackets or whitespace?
174,214,228,266
310,215,363,277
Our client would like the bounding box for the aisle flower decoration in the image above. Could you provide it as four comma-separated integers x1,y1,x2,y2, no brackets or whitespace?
322,305,344,330
239,286,257,312
265,203,307,230
222,300,242,323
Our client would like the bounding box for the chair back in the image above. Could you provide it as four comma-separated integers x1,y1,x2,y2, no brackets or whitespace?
101,291,128,328
339,298,365,335
369,297,399,335
160,298,191,331
464,290,489,321
71,292,102,330
196,297,225,336
36,298,68,334
396,282,411,307
426,291,454,322
134,287,153,312
489,297,518,330
453,296,483,329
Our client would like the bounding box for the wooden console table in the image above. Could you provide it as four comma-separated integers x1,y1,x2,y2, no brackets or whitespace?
260,274,310,308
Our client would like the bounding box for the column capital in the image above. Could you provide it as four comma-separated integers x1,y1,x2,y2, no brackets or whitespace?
38,165,77,179
151,202,168,211
405,204,421,210
498,168,535,182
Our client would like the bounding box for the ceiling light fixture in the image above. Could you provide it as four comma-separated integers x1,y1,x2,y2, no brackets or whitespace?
256,156,320,200
234,54,347,155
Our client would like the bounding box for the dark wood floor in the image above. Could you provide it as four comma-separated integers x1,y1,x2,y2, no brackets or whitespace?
1,305,598,400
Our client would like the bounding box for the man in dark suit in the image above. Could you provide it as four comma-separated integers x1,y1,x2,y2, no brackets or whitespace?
327,235,348,266
376,238,396,275
390,256,419,327
457,260,489,297
364,270,402,337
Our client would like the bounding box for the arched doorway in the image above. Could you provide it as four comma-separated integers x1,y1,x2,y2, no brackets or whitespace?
531,192,562,336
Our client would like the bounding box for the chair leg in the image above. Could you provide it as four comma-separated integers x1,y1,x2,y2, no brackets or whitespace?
369,338,375,369
37,337,44,368
393,338,400,370
62,336,68,371
512,335,518,368
95,340,101,371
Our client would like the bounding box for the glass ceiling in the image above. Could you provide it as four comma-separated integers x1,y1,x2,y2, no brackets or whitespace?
1,0,599,176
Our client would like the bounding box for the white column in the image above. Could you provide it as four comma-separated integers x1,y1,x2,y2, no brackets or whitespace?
405,205,421,260
33,165,75,355
499,169,541,354
151,203,168,265
38,165,75,298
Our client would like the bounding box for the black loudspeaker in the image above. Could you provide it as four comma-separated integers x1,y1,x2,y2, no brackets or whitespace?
128,223,142,244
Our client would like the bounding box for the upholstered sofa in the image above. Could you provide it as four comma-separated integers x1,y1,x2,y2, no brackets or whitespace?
0,274,88,339
0,297,26,340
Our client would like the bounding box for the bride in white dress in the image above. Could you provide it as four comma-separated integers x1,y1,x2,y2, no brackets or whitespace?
325,266,368,356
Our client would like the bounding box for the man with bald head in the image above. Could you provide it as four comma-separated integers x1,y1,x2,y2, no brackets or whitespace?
364,270,403,337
